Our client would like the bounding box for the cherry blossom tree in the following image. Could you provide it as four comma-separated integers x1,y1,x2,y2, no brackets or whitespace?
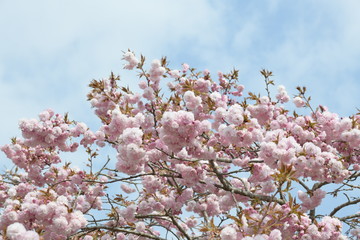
0,51,359,240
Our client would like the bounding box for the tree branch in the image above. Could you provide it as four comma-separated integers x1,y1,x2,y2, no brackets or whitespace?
209,160,285,205
330,198,360,217
339,213,360,221
165,211,192,240
73,226,167,240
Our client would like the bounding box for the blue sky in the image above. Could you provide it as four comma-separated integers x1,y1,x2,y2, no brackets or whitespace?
1,0,360,161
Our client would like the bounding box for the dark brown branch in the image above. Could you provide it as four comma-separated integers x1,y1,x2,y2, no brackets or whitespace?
338,213,360,221
330,198,360,217
156,147,264,165
73,226,167,240
312,181,329,191
209,160,285,205
297,179,311,192
165,211,192,240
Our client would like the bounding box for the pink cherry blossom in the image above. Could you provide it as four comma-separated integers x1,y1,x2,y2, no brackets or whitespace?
122,51,139,70
293,96,305,107
0,51,358,239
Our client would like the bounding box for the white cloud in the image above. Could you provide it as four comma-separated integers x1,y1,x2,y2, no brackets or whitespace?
218,0,360,116
265,1,360,115
0,0,228,168
232,19,259,52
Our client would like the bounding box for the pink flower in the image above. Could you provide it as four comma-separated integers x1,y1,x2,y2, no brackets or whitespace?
149,59,165,84
298,189,326,211
185,217,197,228
194,78,211,92
120,204,136,221
116,233,126,240
143,86,155,100
120,127,143,145
182,63,190,72
220,226,237,240
135,221,146,232
276,85,290,103
168,69,180,78
247,96,274,125
293,96,305,107
6,223,34,240
184,91,202,111
226,104,244,125
268,229,282,240
120,184,136,194
123,51,139,70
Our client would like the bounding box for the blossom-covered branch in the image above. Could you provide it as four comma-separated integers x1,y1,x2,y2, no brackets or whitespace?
0,50,359,240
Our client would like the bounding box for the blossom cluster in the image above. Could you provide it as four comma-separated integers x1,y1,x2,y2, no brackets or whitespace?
1,51,359,239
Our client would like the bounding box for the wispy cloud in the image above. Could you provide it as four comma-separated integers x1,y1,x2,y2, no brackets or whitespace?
0,0,229,167
0,0,226,120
